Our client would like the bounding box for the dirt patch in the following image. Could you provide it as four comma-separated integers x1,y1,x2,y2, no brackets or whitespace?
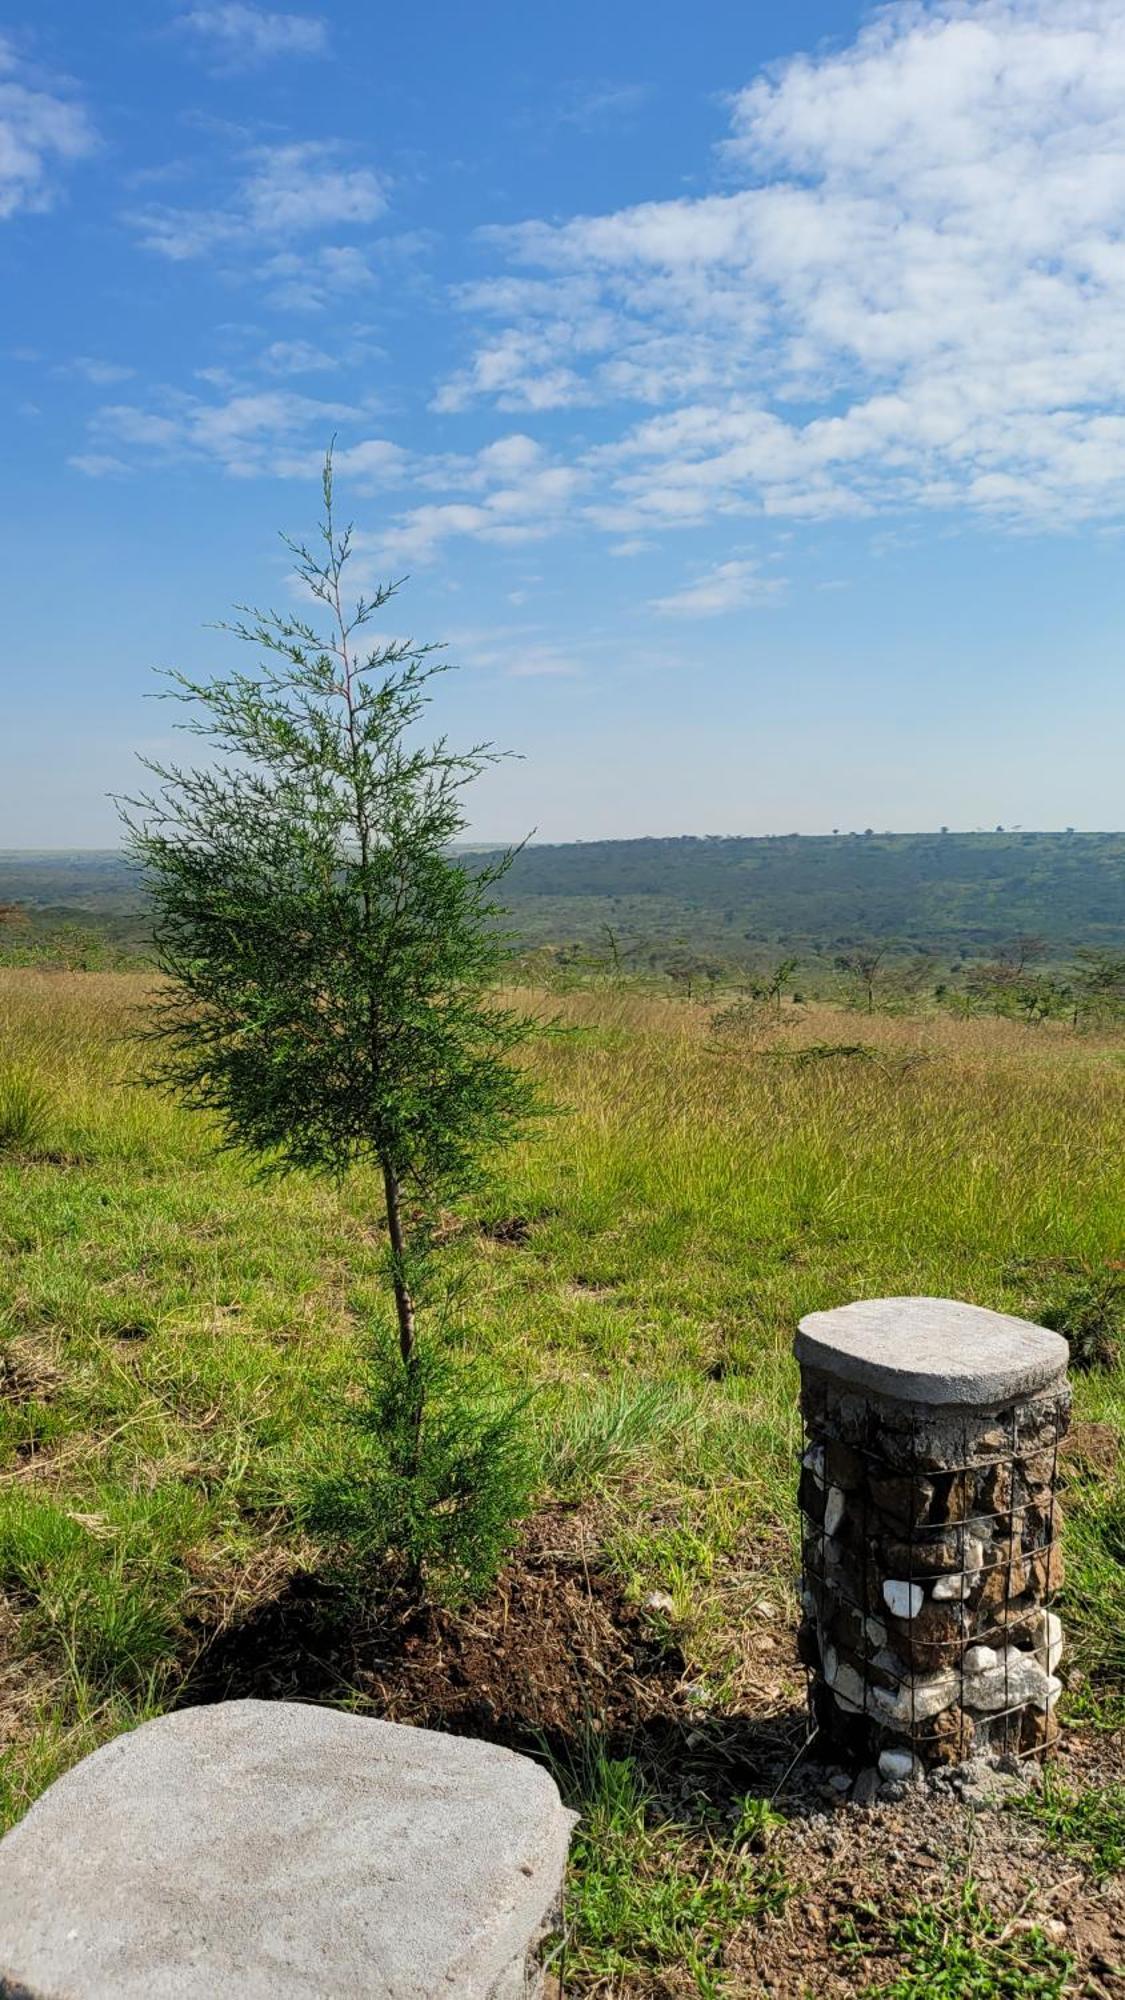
0,1339,62,1404
182,1508,691,1754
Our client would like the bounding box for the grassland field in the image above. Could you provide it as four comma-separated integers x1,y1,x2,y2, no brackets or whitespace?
1,969,1125,1995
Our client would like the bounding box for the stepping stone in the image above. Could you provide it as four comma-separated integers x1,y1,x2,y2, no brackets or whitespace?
0,1699,576,1998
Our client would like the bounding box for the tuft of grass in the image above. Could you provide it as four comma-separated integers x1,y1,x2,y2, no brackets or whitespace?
0,1486,202,1691
1014,1771,1125,1881
0,1068,53,1156
837,1883,1073,1999
558,1744,789,1997
537,1378,706,1500
1039,1269,1124,1371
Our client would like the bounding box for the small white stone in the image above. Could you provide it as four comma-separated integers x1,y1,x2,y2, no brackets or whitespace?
865,1617,888,1648
878,1748,920,1783
962,1645,999,1674
930,1534,986,1600
802,1443,825,1487
824,1486,846,1536
1037,1612,1064,1677
869,1671,957,1727
883,1579,924,1620
642,1591,675,1615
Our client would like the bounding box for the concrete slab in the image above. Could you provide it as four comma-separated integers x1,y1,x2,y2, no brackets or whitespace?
0,1700,577,1999
795,1296,1068,1406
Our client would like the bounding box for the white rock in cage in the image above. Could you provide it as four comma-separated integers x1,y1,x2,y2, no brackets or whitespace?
802,1443,825,1486
824,1486,846,1536
882,1579,924,1619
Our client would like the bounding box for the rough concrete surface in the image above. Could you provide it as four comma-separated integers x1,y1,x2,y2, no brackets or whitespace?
0,1699,577,1999
796,1296,1069,1406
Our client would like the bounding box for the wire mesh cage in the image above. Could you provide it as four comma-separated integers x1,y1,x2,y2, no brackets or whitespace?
797,1372,1068,1775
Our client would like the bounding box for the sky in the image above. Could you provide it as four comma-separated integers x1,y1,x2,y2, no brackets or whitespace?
2,0,1124,845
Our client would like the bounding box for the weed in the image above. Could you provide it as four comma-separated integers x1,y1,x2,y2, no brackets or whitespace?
1039,1270,1124,1370
538,1379,705,1499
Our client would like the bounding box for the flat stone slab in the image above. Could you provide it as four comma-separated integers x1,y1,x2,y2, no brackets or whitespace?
0,1700,577,2000
795,1297,1068,1406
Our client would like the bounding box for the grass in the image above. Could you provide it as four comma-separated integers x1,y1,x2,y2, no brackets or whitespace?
1014,1770,1125,1881
558,1743,789,1995
836,1884,1074,1998
1,970,1124,1988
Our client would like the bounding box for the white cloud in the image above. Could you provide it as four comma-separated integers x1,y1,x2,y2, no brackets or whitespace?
128,140,386,261
650,558,786,617
178,5,328,67
435,0,1125,527
0,37,96,221
63,356,135,384
82,387,357,476
258,338,339,374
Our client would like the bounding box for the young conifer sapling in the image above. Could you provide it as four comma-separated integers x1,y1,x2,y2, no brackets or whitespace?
123,453,541,1601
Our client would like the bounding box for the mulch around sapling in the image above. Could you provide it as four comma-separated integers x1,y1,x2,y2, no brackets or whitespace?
181,1504,1125,1998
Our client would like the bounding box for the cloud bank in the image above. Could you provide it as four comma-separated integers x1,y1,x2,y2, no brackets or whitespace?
438,0,1125,529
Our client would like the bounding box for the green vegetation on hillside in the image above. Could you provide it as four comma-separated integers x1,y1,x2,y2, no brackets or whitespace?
2,829,1123,977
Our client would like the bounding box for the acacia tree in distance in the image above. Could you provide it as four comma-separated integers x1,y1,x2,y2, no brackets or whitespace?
124,452,539,1385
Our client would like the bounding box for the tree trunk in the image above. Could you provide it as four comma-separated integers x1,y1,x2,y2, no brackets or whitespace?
381,1159,417,1368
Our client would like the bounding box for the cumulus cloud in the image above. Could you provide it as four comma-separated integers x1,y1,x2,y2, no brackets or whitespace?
0,37,96,221
437,0,1125,527
178,5,328,67
128,140,386,261
650,558,786,617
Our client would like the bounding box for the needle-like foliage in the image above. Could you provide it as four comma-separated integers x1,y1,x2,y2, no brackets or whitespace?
122,456,542,1597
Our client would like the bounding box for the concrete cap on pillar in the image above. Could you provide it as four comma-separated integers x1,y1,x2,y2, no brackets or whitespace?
795,1296,1069,1405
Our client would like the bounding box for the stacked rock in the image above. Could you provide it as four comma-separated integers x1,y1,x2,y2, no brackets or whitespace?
795,1298,1069,1782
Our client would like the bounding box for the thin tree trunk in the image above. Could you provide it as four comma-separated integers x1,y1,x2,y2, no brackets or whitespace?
381,1159,417,1368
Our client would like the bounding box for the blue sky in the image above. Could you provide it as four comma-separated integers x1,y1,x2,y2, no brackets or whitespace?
2,0,1124,845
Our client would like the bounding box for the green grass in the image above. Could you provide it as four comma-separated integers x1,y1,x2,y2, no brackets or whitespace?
1014,1770,1125,1881
1,970,1124,1989
837,1884,1073,1999
559,1743,789,1996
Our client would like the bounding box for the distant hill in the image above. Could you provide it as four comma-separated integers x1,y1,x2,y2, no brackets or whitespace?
490,831,1125,960
1,833,1122,965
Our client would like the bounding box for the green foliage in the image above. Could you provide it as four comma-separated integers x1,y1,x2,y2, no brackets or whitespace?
124,461,536,1201
559,1745,789,1996
0,1068,52,1156
837,1883,1073,1999
303,1339,534,1607
1015,1771,1125,1881
121,454,542,1602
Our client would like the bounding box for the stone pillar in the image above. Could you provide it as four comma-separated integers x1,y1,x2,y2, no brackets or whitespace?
795,1297,1069,1783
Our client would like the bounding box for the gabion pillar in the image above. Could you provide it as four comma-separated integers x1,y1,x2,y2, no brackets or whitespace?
795,1298,1070,1782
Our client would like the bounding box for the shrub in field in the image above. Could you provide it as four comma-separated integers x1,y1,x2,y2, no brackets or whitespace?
0,1069,52,1157
123,452,540,1605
